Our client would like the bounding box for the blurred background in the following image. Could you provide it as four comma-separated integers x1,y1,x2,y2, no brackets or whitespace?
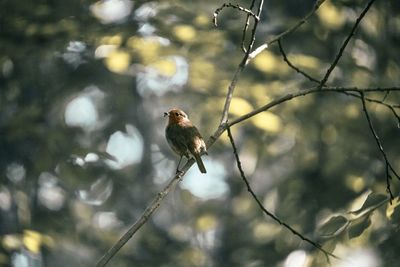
1,0,400,266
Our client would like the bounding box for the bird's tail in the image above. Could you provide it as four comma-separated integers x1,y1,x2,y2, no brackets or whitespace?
194,154,207,173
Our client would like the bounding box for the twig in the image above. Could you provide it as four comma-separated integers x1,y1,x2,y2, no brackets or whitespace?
339,91,400,127
249,0,326,59
96,84,400,265
241,0,257,53
228,86,400,127
213,3,258,27
278,39,320,83
95,169,188,266
226,127,340,260
359,92,400,202
319,0,376,88
220,0,264,124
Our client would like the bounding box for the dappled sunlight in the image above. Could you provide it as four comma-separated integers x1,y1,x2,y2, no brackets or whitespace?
333,247,381,267
105,124,144,169
284,250,309,267
317,0,345,30
93,212,123,230
6,163,26,184
228,97,253,116
62,41,87,68
181,158,228,200
136,55,189,96
250,111,282,133
90,0,133,24
151,144,176,184
104,49,131,73
252,51,290,75
65,95,98,129
38,172,66,211
173,25,197,43
77,176,113,206
64,86,106,132
352,39,376,70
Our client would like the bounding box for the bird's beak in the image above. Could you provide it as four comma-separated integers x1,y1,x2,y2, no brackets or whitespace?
163,112,169,117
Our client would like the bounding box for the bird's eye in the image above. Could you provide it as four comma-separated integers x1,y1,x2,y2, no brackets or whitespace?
175,112,179,116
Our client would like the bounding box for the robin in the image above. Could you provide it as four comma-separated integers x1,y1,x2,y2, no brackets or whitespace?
164,108,207,173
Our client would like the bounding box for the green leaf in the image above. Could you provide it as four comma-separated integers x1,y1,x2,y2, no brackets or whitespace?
319,215,349,237
350,193,388,216
348,215,371,239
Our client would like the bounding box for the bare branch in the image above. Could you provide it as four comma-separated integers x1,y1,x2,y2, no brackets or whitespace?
213,2,258,27
220,0,264,124
228,87,400,127
97,84,400,265
250,0,326,59
319,0,376,87
241,0,257,53
226,127,340,260
278,39,320,83
359,92,400,202
96,169,188,267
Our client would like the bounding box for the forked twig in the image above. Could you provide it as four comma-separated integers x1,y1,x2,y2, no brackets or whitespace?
359,92,400,202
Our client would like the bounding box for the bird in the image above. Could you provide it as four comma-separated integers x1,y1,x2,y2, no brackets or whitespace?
164,108,207,173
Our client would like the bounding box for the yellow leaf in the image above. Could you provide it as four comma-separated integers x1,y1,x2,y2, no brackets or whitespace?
317,0,345,29
105,50,131,73
127,36,160,63
229,97,253,116
251,112,282,133
252,51,289,75
173,25,196,42
196,214,218,232
194,15,209,26
101,34,123,46
150,58,177,76
189,59,215,89
23,230,42,254
290,54,321,69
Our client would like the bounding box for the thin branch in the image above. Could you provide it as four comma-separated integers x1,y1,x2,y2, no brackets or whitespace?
213,2,258,27
340,91,400,126
97,84,400,265
226,127,339,260
319,0,376,88
359,92,400,202
220,0,264,124
278,39,320,83
96,169,188,267
249,0,326,59
241,0,257,53
228,86,400,127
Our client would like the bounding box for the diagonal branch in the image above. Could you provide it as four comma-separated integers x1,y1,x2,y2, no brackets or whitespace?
319,0,376,88
219,0,264,125
278,39,321,83
96,169,188,266
249,0,326,59
226,127,340,260
359,92,400,202
96,85,400,266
